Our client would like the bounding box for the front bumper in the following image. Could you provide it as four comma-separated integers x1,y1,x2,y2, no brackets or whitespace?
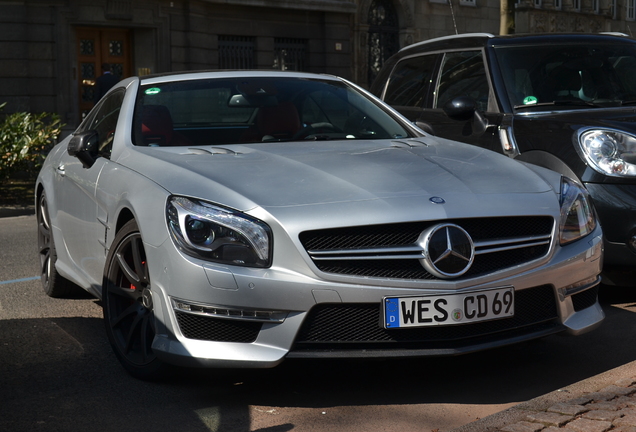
146,226,604,368
585,183,636,268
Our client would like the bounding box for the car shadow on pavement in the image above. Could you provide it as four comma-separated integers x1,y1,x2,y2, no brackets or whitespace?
0,316,249,432
1,286,635,432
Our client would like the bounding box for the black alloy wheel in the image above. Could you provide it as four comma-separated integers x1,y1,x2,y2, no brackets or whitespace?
103,219,166,380
37,191,74,297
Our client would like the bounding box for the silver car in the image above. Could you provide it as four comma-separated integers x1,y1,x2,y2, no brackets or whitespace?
36,71,604,379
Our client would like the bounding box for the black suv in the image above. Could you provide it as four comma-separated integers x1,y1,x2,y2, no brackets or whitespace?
371,32,636,285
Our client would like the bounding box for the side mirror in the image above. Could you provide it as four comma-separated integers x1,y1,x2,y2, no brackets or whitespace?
443,96,489,134
68,130,99,169
443,96,477,120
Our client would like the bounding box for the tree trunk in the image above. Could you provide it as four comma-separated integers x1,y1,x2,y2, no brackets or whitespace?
500,0,514,34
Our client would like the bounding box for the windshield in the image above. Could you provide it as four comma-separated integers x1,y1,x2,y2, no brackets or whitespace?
493,43,636,110
132,77,411,146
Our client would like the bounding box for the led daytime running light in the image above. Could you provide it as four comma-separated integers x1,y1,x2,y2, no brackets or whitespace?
171,298,287,322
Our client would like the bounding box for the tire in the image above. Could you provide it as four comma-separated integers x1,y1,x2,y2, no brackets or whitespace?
37,191,75,298
102,219,168,380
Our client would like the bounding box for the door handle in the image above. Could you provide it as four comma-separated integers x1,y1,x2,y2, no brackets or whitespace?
56,164,65,176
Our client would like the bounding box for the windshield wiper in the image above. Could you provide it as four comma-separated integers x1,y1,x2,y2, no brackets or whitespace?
306,135,334,141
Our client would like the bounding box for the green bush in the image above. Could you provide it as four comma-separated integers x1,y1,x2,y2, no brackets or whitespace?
0,102,63,183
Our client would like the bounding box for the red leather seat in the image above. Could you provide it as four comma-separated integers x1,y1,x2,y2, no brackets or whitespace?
257,101,302,139
141,105,192,146
240,101,302,142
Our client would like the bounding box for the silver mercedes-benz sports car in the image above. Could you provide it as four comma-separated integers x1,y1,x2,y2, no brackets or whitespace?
36,71,604,379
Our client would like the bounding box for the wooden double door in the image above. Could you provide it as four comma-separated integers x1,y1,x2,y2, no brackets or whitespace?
76,27,132,119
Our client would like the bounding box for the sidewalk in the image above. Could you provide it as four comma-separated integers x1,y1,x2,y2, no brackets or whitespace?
452,360,636,432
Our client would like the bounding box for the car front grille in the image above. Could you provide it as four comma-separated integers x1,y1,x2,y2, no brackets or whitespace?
289,284,559,354
175,311,262,342
299,216,554,281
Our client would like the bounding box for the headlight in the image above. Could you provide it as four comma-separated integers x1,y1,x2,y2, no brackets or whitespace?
559,177,596,245
167,196,272,267
577,128,636,177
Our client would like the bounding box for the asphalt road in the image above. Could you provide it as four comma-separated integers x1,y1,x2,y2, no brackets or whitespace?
1,214,636,432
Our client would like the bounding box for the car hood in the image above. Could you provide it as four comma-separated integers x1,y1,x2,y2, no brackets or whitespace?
119,137,558,214
515,106,636,133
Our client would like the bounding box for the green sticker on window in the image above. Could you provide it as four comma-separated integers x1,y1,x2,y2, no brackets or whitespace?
145,87,161,95
523,96,538,105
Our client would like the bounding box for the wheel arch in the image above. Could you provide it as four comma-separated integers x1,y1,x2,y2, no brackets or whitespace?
115,207,136,234
36,182,45,201
515,150,581,183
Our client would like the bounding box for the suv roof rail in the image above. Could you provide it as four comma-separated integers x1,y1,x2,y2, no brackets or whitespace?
399,33,495,52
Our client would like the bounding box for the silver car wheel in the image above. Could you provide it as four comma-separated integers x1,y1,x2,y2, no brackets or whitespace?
37,191,74,297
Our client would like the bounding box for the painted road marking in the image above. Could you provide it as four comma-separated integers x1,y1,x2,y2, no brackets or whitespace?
0,276,39,285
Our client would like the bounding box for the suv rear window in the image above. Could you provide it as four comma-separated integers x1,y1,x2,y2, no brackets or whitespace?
384,54,437,107
435,51,490,112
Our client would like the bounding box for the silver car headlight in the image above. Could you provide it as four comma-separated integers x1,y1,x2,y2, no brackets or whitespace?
559,177,596,245
167,196,272,268
577,128,636,177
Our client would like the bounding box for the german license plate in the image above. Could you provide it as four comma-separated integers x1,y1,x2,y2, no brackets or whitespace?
383,287,514,329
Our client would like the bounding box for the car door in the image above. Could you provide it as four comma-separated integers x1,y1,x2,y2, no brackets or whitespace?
418,50,504,154
55,89,125,286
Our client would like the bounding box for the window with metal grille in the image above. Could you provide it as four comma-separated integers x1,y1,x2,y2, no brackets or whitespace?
218,36,255,70
273,38,307,71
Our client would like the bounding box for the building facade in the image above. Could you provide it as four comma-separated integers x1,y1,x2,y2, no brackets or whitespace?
1,0,355,131
2,0,636,132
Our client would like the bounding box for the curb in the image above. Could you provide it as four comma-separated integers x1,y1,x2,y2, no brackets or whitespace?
451,360,636,431
0,205,35,218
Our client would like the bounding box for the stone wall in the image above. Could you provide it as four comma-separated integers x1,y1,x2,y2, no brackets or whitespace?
0,0,355,130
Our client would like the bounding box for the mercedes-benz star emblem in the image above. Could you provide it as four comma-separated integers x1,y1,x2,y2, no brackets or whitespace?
418,224,475,278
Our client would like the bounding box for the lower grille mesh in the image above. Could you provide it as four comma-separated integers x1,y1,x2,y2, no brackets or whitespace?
572,286,599,312
176,311,262,342
292,284,558,349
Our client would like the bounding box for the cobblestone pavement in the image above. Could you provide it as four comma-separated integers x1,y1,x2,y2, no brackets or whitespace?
452,362,636,432
499,378,636,432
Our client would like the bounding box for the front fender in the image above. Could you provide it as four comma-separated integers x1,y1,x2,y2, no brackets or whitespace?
515,150,580,181
96,164,171,256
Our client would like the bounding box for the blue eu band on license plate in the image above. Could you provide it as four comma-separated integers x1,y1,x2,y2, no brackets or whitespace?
383,287,514,329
